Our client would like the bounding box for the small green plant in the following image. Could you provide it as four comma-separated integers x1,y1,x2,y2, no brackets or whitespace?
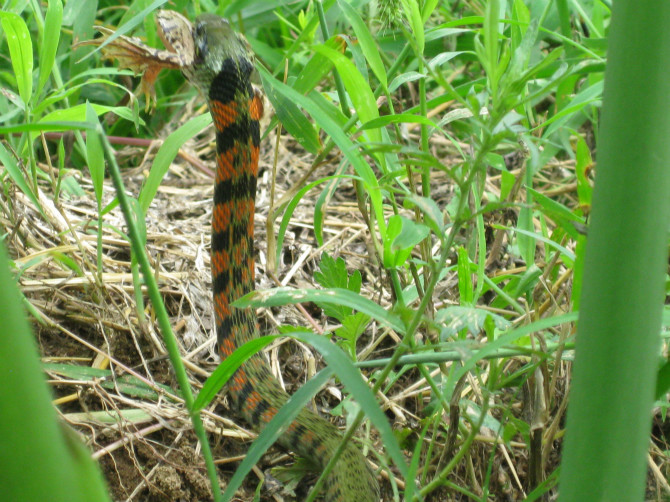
313,252,371,358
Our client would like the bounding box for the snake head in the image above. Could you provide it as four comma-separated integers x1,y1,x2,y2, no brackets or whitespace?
184,14,256,95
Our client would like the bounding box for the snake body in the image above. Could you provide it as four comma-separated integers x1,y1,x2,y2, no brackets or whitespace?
167,13,379,502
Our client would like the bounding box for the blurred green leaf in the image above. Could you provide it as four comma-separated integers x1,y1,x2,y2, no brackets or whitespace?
0,11,33,106
85,103,104,204
36,0,63,99
0,141,42,216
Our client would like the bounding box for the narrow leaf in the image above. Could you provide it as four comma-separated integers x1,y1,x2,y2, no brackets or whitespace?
338,0,387,88
36,0,63,99
235,287,405,334
85,103,105,203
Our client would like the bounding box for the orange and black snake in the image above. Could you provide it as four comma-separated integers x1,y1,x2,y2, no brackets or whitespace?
96,11,380,501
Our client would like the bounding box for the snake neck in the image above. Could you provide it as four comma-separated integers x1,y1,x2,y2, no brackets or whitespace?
209,56,264,358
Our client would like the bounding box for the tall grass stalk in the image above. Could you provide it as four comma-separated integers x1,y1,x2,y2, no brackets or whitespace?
559,2,670,500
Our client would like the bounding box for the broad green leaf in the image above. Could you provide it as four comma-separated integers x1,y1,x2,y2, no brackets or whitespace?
0,12,33,105
405,194,444,234
314,253,362,321
335,312,371,357
313,44,380,142
383,215,430,268
314,252,361,292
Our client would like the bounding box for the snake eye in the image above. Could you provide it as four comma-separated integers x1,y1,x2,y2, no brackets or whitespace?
194,22,208,60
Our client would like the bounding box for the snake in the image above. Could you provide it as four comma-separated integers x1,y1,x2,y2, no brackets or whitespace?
90,11,380,501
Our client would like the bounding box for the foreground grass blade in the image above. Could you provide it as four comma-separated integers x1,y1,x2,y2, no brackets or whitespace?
0,244,111,502
559,2,670,500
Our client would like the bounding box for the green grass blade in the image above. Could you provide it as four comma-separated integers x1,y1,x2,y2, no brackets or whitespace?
0,121,92,134
401,0,424,54
275,174,358,267
313,43,380,143
39,103,143,126
295,331,408,478
235,287,405,334
193,335,279,412
445,312,578,399
559,2,670,500
0,141,42,216
36,0,62,99
85,103,104,203
337,0,387,89
75,0,168,62
258,65,386,237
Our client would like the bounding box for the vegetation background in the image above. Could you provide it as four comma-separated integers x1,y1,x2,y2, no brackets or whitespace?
1,0,669,501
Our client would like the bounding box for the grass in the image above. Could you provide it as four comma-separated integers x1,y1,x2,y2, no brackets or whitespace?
1,0,669,501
